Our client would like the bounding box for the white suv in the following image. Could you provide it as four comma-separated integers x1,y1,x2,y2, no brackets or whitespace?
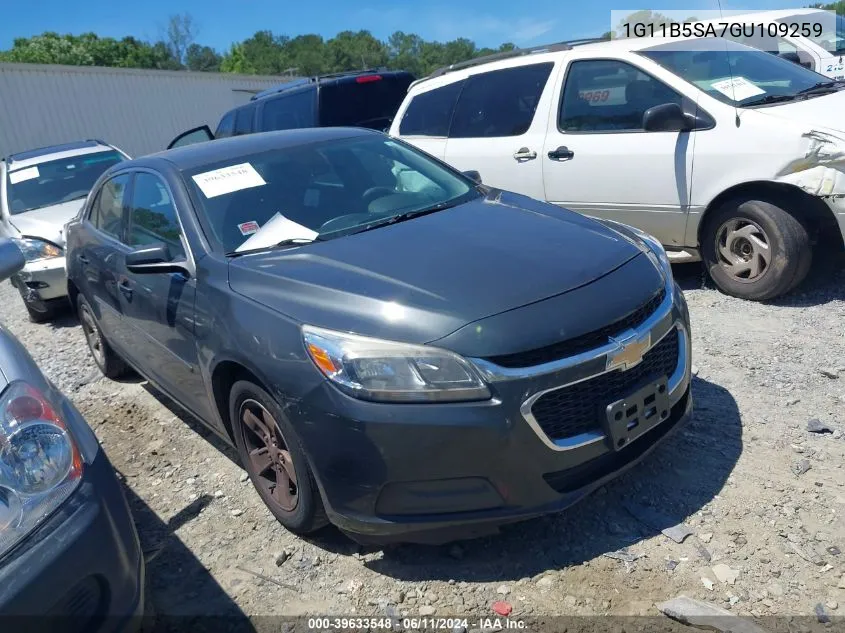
391,36,845,301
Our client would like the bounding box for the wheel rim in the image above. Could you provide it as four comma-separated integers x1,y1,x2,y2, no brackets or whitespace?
80,306,105,366
714,218,772,283
239,399,299,512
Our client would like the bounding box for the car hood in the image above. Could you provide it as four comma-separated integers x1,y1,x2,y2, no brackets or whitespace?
8,200,84,246
758,89,845,132
228,191,650,344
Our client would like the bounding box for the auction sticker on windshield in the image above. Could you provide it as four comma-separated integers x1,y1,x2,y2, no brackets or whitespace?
9,166,40,184
192,163,266,198
710,76,765,101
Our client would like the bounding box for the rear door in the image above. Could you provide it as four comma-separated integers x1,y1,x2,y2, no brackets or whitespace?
76,173,132,344
443,61,556,199
120,171,209,419
391,80,464,159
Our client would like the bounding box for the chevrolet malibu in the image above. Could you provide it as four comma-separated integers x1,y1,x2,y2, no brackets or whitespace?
65,128,692,544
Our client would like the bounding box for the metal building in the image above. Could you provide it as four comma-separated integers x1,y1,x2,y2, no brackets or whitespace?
0,63,289,158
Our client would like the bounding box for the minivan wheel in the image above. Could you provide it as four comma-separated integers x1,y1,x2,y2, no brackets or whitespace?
701,198,811,301
77,296,128,378
230,380,328,534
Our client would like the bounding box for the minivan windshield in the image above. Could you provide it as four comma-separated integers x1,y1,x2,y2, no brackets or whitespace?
641,38,838,107
183,134,478,254
6,150,124,215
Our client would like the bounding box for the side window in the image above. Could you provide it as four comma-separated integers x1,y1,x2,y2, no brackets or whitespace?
215,111,236,138
450,63,554,138
233,105,255,136
127,173,185,259
260,90,316,131
559,60,683,133
398,80,465,137
89,174,130,241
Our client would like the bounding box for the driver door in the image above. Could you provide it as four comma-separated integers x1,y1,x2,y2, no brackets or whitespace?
542,57,696,248
168,125,214,150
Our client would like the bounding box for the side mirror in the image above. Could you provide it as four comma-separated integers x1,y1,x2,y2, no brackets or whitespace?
643,102,692,133
778,51,802,65
463,170,482,184
0,238,25,282
126,244,190,276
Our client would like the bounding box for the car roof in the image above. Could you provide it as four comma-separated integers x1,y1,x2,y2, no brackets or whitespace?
250,69,414,102
136,127,380,172
5,140,115,170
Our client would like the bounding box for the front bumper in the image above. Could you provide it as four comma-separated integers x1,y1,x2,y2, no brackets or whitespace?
13,256,68,307
0,448,144,632
293,282,693,544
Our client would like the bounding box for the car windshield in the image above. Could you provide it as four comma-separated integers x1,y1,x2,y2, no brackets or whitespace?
641,38,835,107
5,150,124,215
786,12,845,55
183,134,478,254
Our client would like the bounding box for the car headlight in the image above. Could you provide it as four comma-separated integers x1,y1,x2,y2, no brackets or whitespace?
0,382,83,560
302,326,491,403
12,238,63,263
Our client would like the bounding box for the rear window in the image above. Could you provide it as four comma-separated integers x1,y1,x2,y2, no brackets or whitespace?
318,74,413,130
233,105,255,136
450,62,554,138
398,80,465,137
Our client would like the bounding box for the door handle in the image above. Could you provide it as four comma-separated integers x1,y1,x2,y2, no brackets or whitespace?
513,147,538,161
548,146,575,161
78,254,89,264
118,279,133,299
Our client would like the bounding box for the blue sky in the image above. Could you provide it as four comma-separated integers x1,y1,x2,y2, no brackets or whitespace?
2,0,817,51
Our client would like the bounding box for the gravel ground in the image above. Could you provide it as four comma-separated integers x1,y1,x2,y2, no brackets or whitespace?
2,260,845,628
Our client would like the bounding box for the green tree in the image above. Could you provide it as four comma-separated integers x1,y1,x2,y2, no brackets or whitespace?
220,43,257,74
164,13,197,65
326,30,388,72
185,44,221,71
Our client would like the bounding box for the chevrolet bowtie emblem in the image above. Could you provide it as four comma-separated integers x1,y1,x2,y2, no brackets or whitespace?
607,332,651,371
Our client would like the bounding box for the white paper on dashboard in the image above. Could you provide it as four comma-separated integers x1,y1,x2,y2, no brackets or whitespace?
9,166,40,184
710,76,765,101
235,213,318,252
192,162,266,198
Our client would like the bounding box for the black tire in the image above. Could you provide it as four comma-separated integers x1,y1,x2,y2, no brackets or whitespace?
76,295,129,379
24,301,54,323
701,198,811,301
229,380,328,534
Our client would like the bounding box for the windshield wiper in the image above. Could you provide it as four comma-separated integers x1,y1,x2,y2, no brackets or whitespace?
227,237,320,257
351,201,461,236
740,94,800,107
796,80,844,95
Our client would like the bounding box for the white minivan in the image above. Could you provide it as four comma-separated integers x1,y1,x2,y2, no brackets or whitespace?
390,36,845,301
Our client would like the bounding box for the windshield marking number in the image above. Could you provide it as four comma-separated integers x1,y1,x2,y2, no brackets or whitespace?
192,162,266,199
9,166,40,184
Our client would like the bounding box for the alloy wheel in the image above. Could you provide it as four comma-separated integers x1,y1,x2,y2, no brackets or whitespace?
238,399,299,512
80,305,105,367
714,218,772,282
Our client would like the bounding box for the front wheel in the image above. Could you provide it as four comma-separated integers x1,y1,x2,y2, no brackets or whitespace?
230,380,328,534
701,198,811,301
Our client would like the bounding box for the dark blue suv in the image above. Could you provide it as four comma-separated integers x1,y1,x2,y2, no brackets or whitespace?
168,69,415,149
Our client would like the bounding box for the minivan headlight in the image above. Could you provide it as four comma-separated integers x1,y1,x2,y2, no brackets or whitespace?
0,382,83,560
12,238,62,263
302,326,491,403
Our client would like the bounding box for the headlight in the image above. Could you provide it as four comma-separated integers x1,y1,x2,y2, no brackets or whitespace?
0,382,83,559
302,326,491,403
12,238,62,263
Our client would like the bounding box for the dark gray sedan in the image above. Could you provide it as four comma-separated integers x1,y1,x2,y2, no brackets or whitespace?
0,239,143,629
65,128,692,544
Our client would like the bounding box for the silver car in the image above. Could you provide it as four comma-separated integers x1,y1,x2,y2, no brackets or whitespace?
0,140,128,322
0,238,144,624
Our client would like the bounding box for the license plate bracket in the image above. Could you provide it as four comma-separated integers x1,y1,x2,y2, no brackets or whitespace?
604,376,670,451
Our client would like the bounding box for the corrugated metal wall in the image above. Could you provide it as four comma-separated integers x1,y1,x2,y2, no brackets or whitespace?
0,63,289,158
